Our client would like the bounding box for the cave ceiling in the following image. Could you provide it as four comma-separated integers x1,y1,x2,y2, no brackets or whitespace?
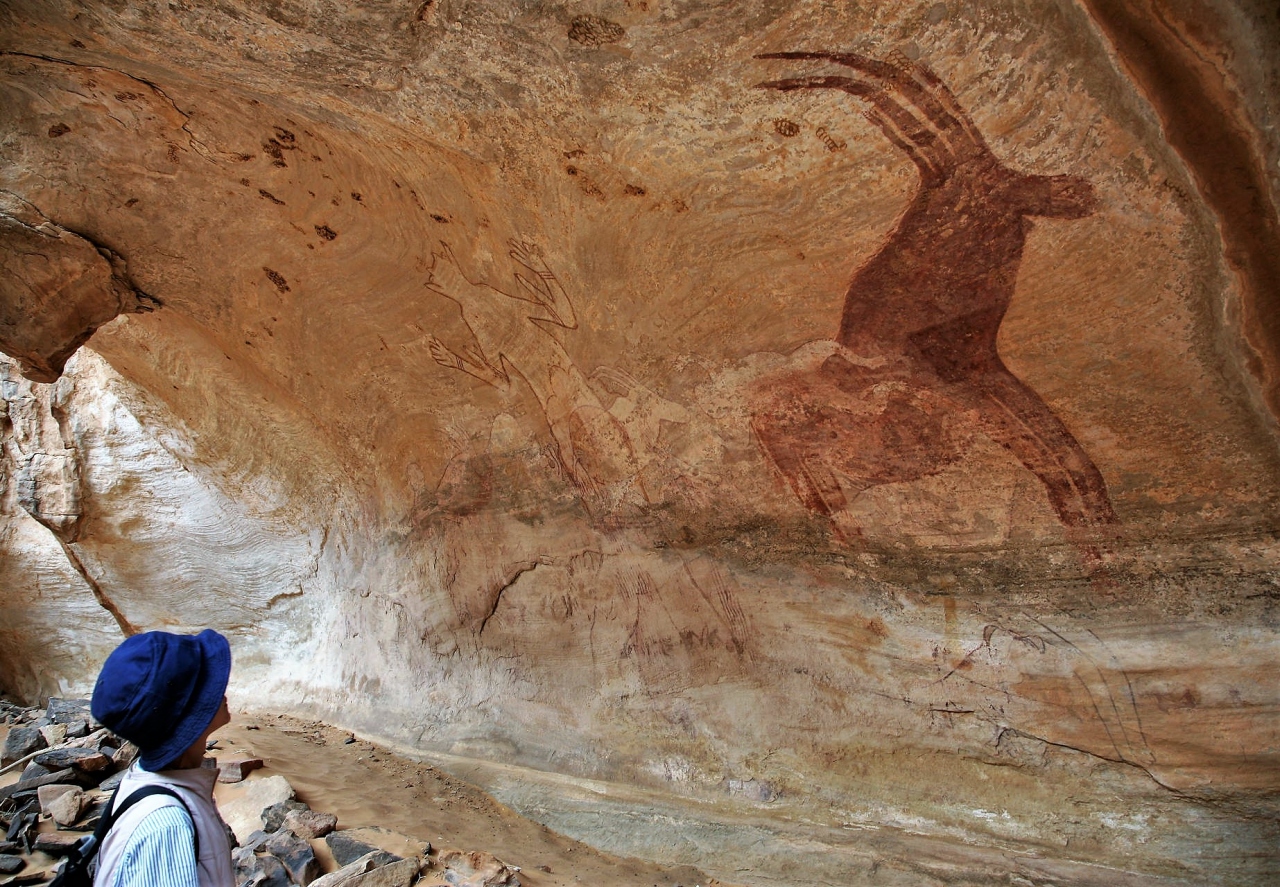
2,1,1279,884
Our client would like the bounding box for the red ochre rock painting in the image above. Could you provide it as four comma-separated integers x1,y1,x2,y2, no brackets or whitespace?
750,50,1117,544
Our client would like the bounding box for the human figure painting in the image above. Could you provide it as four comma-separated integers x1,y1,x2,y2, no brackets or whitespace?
750,50,1116,543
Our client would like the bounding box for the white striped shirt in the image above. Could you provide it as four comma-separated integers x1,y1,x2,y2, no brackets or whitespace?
107,806,198,887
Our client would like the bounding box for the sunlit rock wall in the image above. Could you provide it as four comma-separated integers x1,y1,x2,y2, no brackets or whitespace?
2,1,1278,885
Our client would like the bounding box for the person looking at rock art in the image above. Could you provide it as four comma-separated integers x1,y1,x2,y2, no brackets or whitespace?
87,630,235,887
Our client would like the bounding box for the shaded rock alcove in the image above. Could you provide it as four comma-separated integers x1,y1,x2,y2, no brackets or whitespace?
2,1,1279,885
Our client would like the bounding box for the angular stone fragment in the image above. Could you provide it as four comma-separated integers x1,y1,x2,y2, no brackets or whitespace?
38,723,68,747
218,774,296,843
5,798,37,840
2,726,46,765
218,757,265,783
37,784,85,826
282,809,337,839
265,828,320,885
110,742,138,770
75,796,108,831
436,850,521,887
0,854,25,874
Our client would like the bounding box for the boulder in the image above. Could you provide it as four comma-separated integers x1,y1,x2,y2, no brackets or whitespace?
0,854,26,874
243,852,293,887
238,830,270,853
2,726,46,765
282,809,337,839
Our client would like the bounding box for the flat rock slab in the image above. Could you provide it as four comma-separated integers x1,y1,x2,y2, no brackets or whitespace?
327,828,427,865
217,757,264,783
33,831,82,855
326,832,400,869
33,748,111,773
0,855,25,874
0,768,77,802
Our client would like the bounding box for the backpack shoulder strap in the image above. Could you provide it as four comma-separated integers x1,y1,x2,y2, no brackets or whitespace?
111,785,201,859
68,783,201,867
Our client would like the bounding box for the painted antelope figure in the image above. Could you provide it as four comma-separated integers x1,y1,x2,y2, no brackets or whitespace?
751,50,1116,539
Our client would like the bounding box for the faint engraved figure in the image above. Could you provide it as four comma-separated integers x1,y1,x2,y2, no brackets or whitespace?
425,240,647,513
591,366,726,508
750,50,1117,543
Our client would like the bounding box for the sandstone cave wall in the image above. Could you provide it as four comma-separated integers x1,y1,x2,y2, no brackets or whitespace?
2,2,1279,884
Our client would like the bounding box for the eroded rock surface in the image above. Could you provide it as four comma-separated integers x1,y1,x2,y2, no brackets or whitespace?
1,2,1278,885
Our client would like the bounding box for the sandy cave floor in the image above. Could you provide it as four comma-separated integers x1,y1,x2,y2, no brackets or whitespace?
2,712,733,887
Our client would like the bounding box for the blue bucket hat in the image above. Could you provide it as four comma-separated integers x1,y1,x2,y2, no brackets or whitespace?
91,630,231,771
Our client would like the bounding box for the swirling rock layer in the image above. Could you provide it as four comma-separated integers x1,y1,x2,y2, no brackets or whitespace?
1,2,1278,885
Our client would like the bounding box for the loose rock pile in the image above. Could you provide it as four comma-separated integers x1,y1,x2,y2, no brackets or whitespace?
1,701,522,887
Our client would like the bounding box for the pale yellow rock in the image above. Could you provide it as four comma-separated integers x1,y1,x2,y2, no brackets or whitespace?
38,724,67,748
37,784,84,826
